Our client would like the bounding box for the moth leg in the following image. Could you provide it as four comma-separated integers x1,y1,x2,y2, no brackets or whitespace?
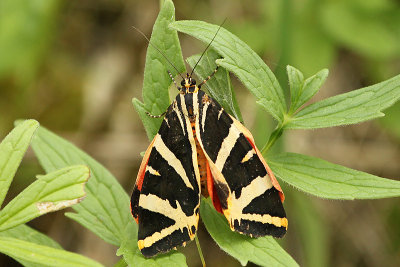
145,111,166,118
168,70,179,90
198,66,219,88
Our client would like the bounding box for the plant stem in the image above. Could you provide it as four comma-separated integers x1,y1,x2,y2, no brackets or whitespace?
261,125,284,155
195,235,206,267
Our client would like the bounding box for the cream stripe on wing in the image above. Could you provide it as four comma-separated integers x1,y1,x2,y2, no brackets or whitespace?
192,92,199,118
154,134,194,190
173,101,186,135
179,94,189,118
231,175,273,213
238,213,288,228
241,149,256,163
214,124,241,170
201,102,209,131
217,108,224,120
138,194,198,248
146,165,161,176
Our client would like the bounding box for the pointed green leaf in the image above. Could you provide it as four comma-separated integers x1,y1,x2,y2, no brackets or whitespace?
30,125,131,246
0,224,61,249
117,220,187,267
287,66,304,113
269,152,400,199
0,165,89,231
187,50,243,122
20,223,61,247
0,224,62,267
0,237,104,267
170,20,286,123
200,198,298,266
133,0,185,140
0,119,39,207
287,66,328,114
286,74,400,129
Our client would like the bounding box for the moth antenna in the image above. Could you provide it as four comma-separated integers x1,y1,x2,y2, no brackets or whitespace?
190,18,227,78
145,111,166,118
132,26,185,80
198,66,219,88
168,70,179,90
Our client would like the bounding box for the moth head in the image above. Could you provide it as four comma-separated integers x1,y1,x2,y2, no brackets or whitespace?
181,74,198,93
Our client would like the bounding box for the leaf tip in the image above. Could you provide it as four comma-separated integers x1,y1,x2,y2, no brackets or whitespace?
317,68,329,80
13,119,39,128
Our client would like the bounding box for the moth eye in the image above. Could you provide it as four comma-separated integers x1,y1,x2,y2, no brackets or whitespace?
191,79,196,85
180,80,185,86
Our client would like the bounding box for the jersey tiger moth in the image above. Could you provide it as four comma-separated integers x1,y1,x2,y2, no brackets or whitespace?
131,70,288,257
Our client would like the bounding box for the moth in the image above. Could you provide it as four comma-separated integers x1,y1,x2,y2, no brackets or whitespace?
131,25,287,257
131,72,288,257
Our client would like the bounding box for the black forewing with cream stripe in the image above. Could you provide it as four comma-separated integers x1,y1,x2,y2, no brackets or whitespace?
131,99,201,257
195,91,287,238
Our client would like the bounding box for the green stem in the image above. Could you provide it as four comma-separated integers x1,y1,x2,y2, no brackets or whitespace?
195,235,206,267
261,125,284,155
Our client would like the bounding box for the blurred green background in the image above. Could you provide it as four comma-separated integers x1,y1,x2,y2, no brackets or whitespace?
1,0,400,266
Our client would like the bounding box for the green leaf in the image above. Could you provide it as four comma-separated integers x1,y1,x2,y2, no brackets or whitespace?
0,237,104,267
187,50,243,122
286,74,400,129
0,119,39,207
287,66,328,115
117,220,187,267
287,66,304,112
269,152,400,199
200,198,298,267
133,0,185,140
0,224,62,267
0,224,61,249
0,165,89,232
30,125,131,246
170,20,286,123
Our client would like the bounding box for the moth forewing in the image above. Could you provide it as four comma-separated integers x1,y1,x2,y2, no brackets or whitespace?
194,92,287,238
131,98,201,257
